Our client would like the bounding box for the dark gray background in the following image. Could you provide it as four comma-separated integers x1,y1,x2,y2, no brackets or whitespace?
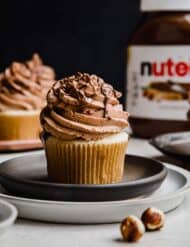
1,0,141,95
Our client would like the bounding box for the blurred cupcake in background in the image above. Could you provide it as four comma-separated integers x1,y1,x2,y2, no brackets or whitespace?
0,54,55,141
41,72,129,184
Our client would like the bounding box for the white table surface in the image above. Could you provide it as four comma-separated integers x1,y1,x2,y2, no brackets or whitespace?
1,138,190,247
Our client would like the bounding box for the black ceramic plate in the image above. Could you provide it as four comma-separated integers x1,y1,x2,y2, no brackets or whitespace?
150,131,190,159
0,153,167,202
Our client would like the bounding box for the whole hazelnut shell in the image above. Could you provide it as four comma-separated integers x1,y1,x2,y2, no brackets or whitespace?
141,207,165,231
120,215,145,242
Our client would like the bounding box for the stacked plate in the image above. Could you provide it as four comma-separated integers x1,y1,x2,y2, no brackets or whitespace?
0,152,189,223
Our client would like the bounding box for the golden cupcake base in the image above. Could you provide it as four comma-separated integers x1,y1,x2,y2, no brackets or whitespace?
44,132,129,184
0,110,41,141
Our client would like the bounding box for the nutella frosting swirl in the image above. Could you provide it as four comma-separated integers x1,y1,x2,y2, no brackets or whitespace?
0,54,55,111
41,72,129,141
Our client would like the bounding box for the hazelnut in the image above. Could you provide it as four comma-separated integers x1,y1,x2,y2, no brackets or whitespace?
120,215,145,242
141,207,165,231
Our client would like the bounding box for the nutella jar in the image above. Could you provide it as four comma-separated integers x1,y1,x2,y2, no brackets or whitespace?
127,0,190,138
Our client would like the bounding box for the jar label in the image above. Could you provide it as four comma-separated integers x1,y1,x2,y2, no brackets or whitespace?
127,46,190,120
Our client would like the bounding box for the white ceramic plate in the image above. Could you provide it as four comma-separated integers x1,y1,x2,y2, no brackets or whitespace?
150,131,190,157
0,199,17,236
0,164,189,224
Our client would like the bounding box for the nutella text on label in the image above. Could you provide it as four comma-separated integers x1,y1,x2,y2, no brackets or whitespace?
141,59,190,77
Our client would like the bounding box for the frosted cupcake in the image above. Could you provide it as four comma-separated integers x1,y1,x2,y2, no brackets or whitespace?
41,72,129,184
0,54,55,140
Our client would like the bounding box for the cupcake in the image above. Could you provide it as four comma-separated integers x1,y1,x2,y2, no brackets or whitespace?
41,72,129,184
0,54,55,140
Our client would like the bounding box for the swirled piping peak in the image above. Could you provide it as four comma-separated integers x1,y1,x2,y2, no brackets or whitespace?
0,53,55,111
41,72,129,141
